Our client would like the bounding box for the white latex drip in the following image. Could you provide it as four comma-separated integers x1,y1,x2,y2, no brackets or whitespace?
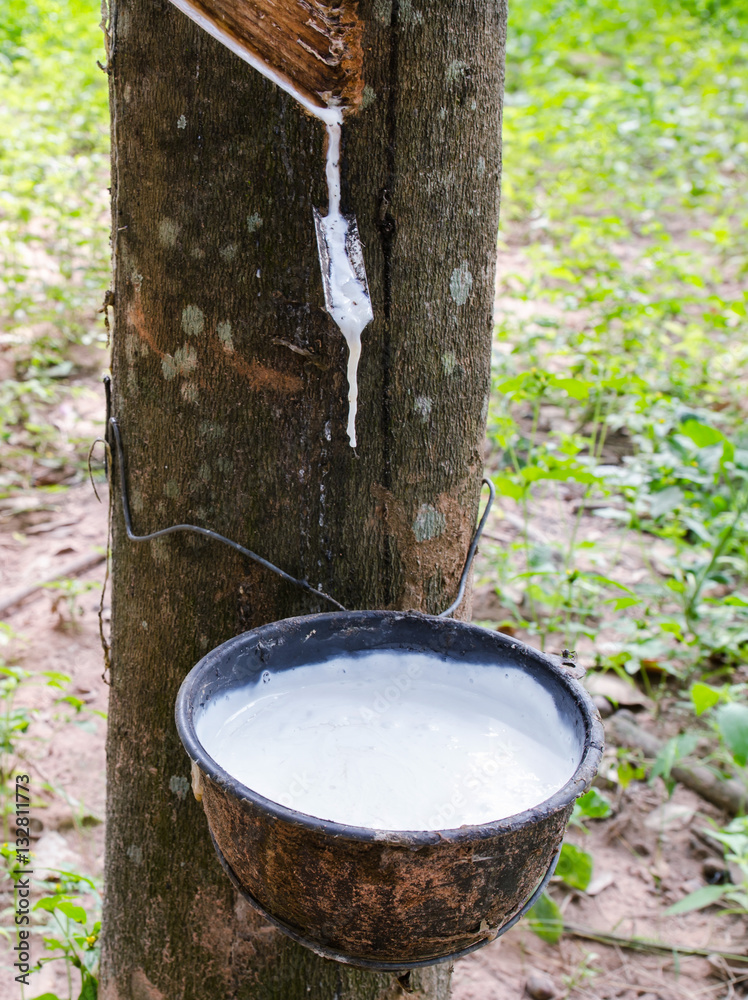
196,650,580,831
168,0,372,447
321,122,372,448
326,122,343,216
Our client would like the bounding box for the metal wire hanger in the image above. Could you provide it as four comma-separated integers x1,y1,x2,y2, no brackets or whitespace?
107,415,494,618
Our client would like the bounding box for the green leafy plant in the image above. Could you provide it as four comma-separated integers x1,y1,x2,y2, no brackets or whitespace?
42,579,101,630
0,624,101,996
690,681,748,768
555,843,593,892
570,788,612,828
526,839,595,942
666,816,748,917
0,0,109,495
615,753,647,790
649,733,700,795
0,625,98,840
526,891,564,944
482,0,748,680
31,870,101,1000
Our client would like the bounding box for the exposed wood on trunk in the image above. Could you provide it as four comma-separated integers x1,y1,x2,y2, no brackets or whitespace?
168,0,365,113
102,0,506,996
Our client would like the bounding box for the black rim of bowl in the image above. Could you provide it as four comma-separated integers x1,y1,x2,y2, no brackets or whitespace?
175,610,605,846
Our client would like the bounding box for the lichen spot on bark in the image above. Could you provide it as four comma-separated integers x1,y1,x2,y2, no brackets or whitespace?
117,7,131,42
125,361,138,397
414,396,432,421
162,344,198,380
247,213,263,233
182,305,205,337
169,775,190,800
362,85,376,108
158,219,180,247
126,844,143,866
413,504,446,542
442,352,457,376
217,320,233,352
219,243,237,262
450,262,473,305
477,155,486,178
400,0,424,26
125,329,148,372
181,381,199,403
124,333,136,364
372,0,392,25
199,420,226,440
150,537,170,567
177,115,187,130
446,60,470,87
130,487,144,515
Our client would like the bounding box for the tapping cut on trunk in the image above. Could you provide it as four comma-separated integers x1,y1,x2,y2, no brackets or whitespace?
167,0,366,119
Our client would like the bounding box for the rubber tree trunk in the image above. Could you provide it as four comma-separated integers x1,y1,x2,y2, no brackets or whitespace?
101,0,506,997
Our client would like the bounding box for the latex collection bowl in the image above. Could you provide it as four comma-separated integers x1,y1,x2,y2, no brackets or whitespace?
175,610,603,970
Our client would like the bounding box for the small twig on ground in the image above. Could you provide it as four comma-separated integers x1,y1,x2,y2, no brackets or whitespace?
563,923,748,965
0,551,106,618
607,710,747,815
24,518,82,535
484,511,547,545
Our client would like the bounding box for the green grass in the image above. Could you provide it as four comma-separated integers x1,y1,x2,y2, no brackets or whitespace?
492,5,748,927
2,0,748,676
1,0,747,678
0,0,109,492
500,0,748,402
0,0,746,962
0,0,109,338
486,0,748,679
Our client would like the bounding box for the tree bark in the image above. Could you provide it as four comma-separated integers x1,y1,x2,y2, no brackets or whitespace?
101,0,506,997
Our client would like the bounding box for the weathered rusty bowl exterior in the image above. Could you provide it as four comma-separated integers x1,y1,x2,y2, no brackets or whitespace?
176,611,603,969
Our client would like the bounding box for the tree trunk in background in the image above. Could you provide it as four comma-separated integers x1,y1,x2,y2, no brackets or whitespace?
101,0,506,997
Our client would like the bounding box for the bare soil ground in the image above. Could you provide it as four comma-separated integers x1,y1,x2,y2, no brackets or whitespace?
0,476,108,997
453,777,747,1000
0,373,746,1000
